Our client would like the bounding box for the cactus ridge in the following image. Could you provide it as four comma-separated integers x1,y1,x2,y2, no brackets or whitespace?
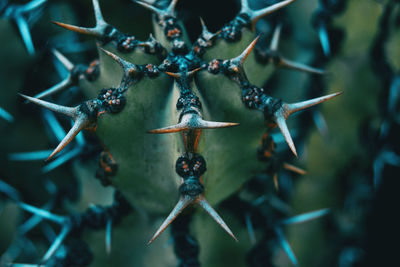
2,0,353,265
21,0,341,242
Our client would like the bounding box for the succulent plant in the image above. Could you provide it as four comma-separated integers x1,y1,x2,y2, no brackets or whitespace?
3,0,398,266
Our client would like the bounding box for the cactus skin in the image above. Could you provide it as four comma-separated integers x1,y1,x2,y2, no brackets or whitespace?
0,0,351,265
21,0,339,219
19,0,342,237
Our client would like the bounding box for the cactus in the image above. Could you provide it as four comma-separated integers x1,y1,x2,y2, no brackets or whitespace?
1,0,398,266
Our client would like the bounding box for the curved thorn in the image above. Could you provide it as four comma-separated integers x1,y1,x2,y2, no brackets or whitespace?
278,58,324,75
165,67,202,79
18,202,65,224
284,92,342,117
8,149,52,161
199,17,208,32
245,213,256,245
280,208,330,226
318,24,331,57
197,119,239,129
33,77,72,99
312,110,329,136
15,14,35,55
270,24,282,51
42,109,67,142
273,172,279,191
135,1,164,16
235,36,259,65
92,0,105,25
166,0,179,16
240,0,250,12
274,226,298,266
19,94,76,117
199,17,220,40
251,0,296,25
275,115,297,157
164,71,180,78
46,115,91,161
283,163,306,175
0,180,20,201
21,0,47,13
135,0,178,18
105,218,112,255
52,21,102,38
148,122,187,134
273,92,341,157
148,113,239,134
42,147,82,173
188,67,202,76
52,49,74,71
148,195,194,244
0,106,14,122
52,0,108,38
41,225,70,263
100,48,137,74
196,196,238,242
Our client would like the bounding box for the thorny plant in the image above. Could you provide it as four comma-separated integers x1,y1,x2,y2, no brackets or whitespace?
0,0,361,266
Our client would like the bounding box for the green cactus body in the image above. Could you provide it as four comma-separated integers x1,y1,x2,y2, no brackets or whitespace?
74,4,273,215
16,0,342,255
